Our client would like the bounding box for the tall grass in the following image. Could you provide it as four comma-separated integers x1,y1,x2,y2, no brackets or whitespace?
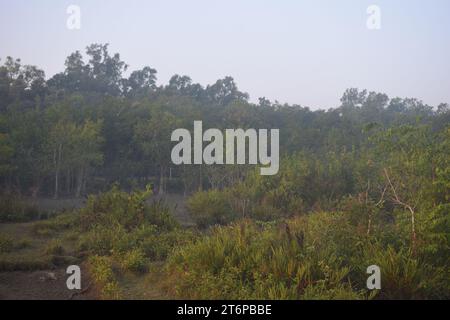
166,212,449,299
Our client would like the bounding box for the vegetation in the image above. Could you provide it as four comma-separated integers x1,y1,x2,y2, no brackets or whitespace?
0,44,448,299
166,215,448,299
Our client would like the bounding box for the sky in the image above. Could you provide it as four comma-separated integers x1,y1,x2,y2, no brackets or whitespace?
1,0,449,109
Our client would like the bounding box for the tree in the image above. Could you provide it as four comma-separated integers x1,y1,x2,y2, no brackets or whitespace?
206,77,249,106
125,67,158,96
134,106,180,195
47,119,103,198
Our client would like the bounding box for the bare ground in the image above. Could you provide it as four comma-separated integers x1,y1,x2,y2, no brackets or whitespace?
0,266,96,300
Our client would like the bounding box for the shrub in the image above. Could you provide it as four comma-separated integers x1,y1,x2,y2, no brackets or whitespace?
118,248,148,273
45,239,65,256
146,199,179,231
140,229,198,261
79,185,151,231
187,190,235,228
77,223,128,255
79,185,178,232
88,255,121,300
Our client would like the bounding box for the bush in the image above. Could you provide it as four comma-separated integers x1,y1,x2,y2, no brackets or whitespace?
187,190,235,228
75,186,183,264
79,185,178,232
118,248,148,273
146,199,179,231
140,229,198,261
88,255,121,300
77,223,128,255
45,239,65,256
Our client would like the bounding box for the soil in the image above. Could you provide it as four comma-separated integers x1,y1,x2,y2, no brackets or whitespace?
0,266,96,300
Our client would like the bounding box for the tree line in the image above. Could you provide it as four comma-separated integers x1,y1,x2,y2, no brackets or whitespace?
0,43,448,199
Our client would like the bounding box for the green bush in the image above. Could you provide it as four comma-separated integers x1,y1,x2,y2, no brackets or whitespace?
78,223,128,255
118,248,148,273
88,255,121,300
140,229,198,260
187,190,235,228
146,199,179,231
79,185,178,232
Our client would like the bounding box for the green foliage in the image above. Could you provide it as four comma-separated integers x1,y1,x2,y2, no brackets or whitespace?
0,234,13,253
140,229,198,261
360,245,444,299
32,213,78,237
76,186,191,269
166,213,449,299
118,248,148,273
0,194,42,222
44,239,65,256
187,189,235,228
1,46,449,300
88,255,121,300
79,185,178,231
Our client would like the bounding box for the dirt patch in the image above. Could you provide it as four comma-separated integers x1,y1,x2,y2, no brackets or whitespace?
0,266,96,300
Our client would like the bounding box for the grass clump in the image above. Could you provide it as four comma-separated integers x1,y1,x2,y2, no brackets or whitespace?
187,189,235,228
0,235,14,253
88,255,121,300
118,248,148,273
45,239,65,256
0,235,30,254
0,194,43,222
32,213,78,237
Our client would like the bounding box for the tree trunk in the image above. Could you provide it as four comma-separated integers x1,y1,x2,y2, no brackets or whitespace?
158,166,165,195
54,170,59,199
75,167,84,198
66,169,71,195
54,144,62,199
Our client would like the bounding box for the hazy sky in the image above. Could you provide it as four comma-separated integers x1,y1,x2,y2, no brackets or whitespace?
1,0,449,109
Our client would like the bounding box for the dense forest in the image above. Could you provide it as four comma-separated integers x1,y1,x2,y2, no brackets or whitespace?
0,44,449,299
